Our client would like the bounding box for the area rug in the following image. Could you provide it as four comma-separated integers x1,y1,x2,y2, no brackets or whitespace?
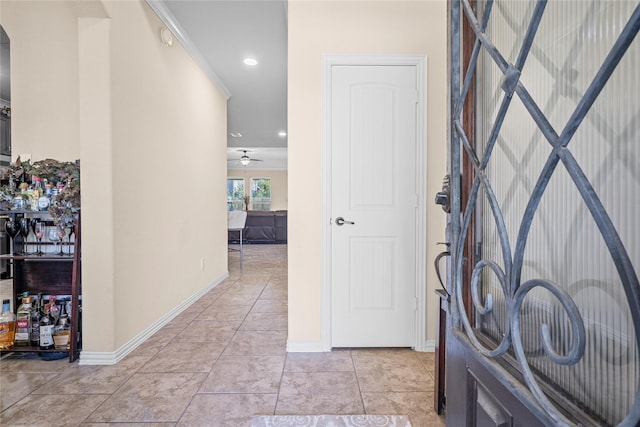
251,415,412,427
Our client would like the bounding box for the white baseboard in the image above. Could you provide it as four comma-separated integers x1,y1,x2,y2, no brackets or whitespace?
79,272,229,365
286,340,436,353
286,340,327,353
420,339,436,352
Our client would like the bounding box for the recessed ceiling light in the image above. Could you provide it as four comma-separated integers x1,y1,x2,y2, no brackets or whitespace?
243,58,258,66
230,132,242,138
278,131,287,137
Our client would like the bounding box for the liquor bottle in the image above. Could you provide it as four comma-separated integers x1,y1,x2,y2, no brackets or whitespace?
38,181,51,211
53,303,71,351
19,182,29,201
39,305,55,350
30,293,42,346
0,299,16,349
32,177,42,211
45,180,54,204
15,293,33,346
64,298,72,319
47,295,60,324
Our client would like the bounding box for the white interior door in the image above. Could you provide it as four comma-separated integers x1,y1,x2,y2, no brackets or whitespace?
331,65,418,347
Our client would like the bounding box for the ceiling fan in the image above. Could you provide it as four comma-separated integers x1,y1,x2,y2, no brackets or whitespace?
228,150,263,166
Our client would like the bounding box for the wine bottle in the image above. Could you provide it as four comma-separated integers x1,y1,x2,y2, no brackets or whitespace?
39,305,55,350
30,293,42,346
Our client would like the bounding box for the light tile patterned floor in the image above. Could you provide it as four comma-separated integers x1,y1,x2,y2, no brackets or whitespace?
0,245,446,426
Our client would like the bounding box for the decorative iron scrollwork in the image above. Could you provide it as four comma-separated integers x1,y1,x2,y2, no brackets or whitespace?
450,0,640,425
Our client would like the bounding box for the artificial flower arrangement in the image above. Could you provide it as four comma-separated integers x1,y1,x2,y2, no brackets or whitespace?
0,157,80,226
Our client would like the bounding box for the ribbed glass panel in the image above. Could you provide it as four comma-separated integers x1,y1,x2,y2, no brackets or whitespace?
475,1,639,424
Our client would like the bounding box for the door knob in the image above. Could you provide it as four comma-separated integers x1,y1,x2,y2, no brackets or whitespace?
335,217,355,226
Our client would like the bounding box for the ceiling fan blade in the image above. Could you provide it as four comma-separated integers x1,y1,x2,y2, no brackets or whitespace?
227,149,263,166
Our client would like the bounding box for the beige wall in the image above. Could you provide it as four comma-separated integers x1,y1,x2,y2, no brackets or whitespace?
2,1,81,161
288,1,448,346
1,0,229,354
227,169,288,211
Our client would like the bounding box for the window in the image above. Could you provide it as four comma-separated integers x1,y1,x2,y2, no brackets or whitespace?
250,178,271,211
226,178,245,211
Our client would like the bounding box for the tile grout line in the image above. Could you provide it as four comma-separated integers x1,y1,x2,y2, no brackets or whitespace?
171,272,262,426
185,261,274,426
350,350,369,415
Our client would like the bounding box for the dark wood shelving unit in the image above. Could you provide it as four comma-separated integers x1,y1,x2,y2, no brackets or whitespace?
0,210,81,362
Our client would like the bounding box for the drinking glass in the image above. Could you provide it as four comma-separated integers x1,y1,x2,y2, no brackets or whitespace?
62,224,72,255
19,218,31,255
5,218,22,254
48,226,64,255
34,221,45,255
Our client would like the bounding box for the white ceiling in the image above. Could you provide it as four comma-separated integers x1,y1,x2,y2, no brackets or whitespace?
153,0,288,170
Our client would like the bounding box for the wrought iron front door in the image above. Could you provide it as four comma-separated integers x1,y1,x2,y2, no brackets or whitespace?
445,1,640,425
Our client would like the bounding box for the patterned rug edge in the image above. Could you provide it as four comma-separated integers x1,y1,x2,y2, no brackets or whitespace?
250,414,412,427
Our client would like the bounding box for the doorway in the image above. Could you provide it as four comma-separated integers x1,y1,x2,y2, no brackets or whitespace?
322,55,427,350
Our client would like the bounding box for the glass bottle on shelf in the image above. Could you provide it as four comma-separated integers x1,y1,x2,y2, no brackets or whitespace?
8,173,16,192
32,177,42,211
14,182,29,211
38,180,51,211
43,180,54,209
15,292,33,346
47,295,60,324
64,297,72,320
53,304,71,351
0,298,16,349
11,194,25,210
30,293,42,346
39,305,55,350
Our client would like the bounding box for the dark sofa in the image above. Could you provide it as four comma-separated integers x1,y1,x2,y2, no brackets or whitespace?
228,210,287,244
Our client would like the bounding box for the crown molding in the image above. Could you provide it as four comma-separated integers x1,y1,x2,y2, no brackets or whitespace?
145,0,231,100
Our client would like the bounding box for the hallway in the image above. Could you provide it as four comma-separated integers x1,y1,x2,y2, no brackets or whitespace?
1,245,445,426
